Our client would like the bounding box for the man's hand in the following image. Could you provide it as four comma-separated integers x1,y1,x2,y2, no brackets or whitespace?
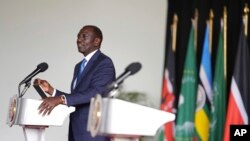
34,78,54,95
38,96,63,116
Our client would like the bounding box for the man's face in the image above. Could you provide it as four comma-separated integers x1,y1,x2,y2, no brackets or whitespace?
77,27,98,56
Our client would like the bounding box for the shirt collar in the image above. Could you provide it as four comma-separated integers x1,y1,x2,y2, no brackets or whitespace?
84,49,98,63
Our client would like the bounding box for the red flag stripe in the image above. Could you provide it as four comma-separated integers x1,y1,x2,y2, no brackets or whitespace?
230,77,248,124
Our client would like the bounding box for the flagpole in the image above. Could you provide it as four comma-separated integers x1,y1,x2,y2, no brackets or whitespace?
243,3,249,36
209,9,214,54
172,13,178,53
223,6,227,80
194,8,198,51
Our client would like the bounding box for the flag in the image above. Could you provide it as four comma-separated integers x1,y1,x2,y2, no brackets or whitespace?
175,24,198,141
194,23,212,141
223,25,250,141
209,23,226,141
158,27,176,141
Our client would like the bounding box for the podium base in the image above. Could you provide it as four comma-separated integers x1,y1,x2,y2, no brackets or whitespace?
23,126,48,141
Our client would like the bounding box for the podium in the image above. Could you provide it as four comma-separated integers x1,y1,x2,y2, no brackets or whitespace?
7,95,75,141
87,94,175,138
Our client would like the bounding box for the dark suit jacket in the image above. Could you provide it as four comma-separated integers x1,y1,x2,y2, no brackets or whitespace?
56,50,115,141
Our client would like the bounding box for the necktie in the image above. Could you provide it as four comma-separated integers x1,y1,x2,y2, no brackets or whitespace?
76,59,87,83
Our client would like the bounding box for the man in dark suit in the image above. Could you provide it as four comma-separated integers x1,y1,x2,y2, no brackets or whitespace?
35,25,116,141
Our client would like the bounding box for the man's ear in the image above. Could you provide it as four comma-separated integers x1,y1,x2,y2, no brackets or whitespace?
94,38,101,47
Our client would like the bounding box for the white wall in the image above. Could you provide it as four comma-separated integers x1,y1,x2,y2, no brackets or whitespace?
0,0,167,141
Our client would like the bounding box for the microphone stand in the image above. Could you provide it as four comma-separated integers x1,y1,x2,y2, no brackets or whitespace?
107,80,125,98
108,86,120,98
18,80,31,98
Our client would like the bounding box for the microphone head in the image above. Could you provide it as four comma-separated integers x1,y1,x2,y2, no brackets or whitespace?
37,62,49,72
125,62,142,75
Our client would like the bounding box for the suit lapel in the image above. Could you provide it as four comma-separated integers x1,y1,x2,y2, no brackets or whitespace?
74,50,101,89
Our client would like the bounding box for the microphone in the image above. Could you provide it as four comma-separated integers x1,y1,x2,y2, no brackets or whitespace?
19,62,49,85
107,62,142,92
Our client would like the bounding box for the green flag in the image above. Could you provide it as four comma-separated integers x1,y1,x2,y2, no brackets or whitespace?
175,24,198,141
209,25,226,141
